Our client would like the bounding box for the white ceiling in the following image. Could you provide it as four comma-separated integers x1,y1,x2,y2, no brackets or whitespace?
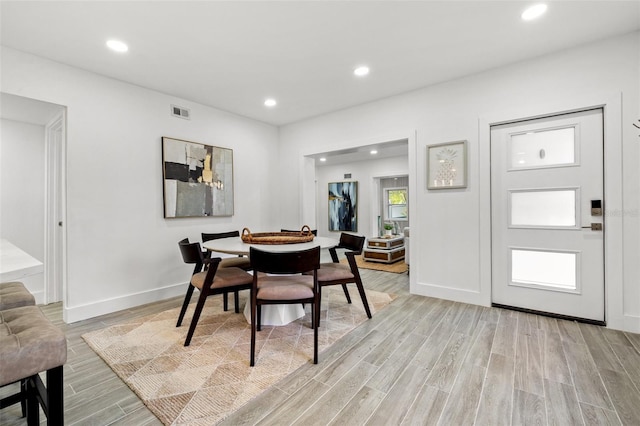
1,1,639,127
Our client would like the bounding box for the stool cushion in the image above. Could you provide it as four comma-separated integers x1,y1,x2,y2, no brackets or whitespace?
0,306,67,386
0,282,35,310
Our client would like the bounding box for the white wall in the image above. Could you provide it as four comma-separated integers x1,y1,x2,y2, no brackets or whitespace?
279,33,640,333
1,46,280,322
1,33,638,332
313,155,409,238
0,118,45,301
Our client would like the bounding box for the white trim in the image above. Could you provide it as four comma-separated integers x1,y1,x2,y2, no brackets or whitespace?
301,130,416,238
411,280,482,306
44,110,67,307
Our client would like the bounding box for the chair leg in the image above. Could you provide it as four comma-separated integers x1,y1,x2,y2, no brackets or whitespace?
250,292,257,367
184,286,210,346
234,290,240,313
354,278,372,319
25,376,39,426
313,297,319,364
46,366,64,425
257,305,262,331
20,378,27,417
341,283,352,304
176,285,195,327
223,292,229,311
315,287,322,328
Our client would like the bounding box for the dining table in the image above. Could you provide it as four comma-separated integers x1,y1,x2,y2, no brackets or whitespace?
202,235,338,326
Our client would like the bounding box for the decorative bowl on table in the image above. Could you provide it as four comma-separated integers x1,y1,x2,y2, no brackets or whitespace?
241,225,315,245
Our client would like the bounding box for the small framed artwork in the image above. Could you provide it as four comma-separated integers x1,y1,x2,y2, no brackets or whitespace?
427,140,468,190
162,136,234,218
328,181,357,231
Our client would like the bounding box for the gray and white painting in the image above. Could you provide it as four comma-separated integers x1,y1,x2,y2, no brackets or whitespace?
162,137,234,218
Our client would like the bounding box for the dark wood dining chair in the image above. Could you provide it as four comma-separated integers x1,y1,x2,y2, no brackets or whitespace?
316,233,372,325
201,231,252,270
177,238,253,346
249,246,321,366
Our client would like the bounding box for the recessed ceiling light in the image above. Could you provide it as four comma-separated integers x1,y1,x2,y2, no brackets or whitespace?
370,150,378,155
106,39,128,53
264,98,277,107
319,158,327,162
354,66,370,77
521,4,547,21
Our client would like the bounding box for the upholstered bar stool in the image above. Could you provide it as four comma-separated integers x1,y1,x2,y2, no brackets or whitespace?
0,281,36,417
0,282,35,310
0,305,67,425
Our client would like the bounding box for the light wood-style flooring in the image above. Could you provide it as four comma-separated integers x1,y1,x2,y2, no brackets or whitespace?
2,269,640,425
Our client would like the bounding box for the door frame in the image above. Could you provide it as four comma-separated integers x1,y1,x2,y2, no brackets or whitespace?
44,110,67,307
478,92,623,329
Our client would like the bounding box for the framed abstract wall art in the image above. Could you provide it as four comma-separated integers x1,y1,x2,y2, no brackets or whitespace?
427,140,468,190
162,136,234,218
328,181,357,231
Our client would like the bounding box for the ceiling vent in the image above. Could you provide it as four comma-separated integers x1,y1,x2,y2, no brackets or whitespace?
171,104,190,120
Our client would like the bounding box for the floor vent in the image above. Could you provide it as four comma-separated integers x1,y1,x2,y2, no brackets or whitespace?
171,105,190,120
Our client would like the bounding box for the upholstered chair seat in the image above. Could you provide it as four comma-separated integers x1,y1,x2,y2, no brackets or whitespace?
219,256,251,269
176,238,253,346
255,275,315,300
311,233,372,325
249,246,321,366
190,267,254,291
315,263,353,281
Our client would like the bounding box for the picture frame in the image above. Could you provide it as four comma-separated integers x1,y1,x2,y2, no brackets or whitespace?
427,140,468,190
162,136,234,218
328,181,358,231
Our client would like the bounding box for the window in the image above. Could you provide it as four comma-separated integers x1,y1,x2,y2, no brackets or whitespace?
386,187,408,220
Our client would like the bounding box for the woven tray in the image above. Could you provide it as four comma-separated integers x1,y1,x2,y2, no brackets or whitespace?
241,226,315,245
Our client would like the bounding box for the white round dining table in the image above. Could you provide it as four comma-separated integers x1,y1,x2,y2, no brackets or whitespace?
202,236,338,326
201,236,338,255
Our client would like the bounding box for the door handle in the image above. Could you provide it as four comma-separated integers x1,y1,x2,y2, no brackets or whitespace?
581,223,603,231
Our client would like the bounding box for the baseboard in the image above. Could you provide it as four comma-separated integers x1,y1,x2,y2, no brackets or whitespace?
63,282,186,323
410,281,487,307
31,290,45,305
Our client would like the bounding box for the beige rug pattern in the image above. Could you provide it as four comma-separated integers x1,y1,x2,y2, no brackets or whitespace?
82,288,394,425
341,255,408,274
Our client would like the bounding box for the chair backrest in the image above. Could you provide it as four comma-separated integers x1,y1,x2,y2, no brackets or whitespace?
202,230,240,242
250,246,320,275
280,228,318,236
338,233,365,253
178,238,204,265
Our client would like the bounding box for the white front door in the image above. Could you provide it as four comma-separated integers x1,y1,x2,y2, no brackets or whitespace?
491,109,604,323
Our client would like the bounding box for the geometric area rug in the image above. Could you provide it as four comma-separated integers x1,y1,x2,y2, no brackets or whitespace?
82,288,395,425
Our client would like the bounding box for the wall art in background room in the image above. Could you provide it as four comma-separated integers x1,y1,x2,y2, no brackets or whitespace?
427,140,468,190
162,136,234,218
328,181,358,231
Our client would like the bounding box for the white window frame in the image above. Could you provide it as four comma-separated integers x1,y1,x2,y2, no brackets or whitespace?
384,186,408,221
